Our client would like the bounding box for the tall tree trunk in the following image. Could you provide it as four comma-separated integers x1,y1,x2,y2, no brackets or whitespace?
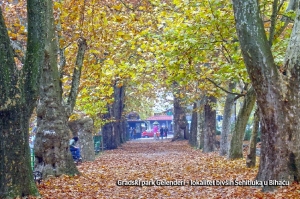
189,102,198,147
0,107,38,198
102,117,114,149
232,0,300,191
102,84,125,149
219,82,236,156
197,98,205,149
203,96,216,153
112,84,125,147
0,0,46,197
120,119,127,143
172,82,187,141
34,0,88,178
246,107,260,168
228,87,256,159
172,95,187,141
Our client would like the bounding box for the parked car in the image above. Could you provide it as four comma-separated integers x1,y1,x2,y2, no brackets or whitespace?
142,130,155,138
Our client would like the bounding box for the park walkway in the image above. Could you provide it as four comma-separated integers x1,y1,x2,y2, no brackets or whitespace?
36,140,299,198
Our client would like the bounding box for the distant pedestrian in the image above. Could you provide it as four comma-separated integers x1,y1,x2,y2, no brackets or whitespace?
160,126,164,140
164,127,168,138
153,130,157,140
153,125,158,134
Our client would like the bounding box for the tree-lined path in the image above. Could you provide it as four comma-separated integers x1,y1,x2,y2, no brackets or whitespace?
35,140,300,198
3,1,300,197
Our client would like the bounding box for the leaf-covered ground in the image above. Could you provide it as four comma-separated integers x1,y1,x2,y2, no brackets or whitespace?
35,139,300,198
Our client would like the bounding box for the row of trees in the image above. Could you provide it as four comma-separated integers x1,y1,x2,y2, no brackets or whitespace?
132,0,299,193
163,0,300,193
0,0,158,197
0,0,47,197
1,0,300,197
0,0,88,197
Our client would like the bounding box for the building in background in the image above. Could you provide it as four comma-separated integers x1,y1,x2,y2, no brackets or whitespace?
126,112,147,138
126,109,174,138
146,108,173,133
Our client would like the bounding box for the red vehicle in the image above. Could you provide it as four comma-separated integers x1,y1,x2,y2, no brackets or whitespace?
142,130,155,138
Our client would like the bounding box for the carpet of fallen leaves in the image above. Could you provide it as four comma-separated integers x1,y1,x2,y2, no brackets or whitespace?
33,139,300,199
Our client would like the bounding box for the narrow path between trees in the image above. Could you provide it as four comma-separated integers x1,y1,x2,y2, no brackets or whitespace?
36,140,299,198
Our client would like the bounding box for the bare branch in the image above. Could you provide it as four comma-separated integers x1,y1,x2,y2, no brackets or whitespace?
268,0,279,46
274,0,297,38
206,78,245,97
66,37,87,113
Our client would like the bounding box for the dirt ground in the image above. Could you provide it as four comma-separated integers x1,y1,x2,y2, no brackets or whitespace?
36,140,299,199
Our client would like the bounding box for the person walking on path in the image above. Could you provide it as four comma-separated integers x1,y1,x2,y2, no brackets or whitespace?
153,125,159,140
164,127,168,138
160,126,164,140
153,130,157,140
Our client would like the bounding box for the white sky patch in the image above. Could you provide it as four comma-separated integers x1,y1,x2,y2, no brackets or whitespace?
152,89,173,113
43,130,56,135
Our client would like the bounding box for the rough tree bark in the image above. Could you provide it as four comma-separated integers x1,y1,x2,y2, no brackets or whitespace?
189,102,198,147
172,82,187,141
68,118,95,161
120,119,127,143
228,87,256,159
34,0,87,178
102,84,125,149
197,98,205,149
232,0,300,191
172,95,188,141
0,1,46,197
203,96,216,153
219,82,236,156
246,107,260,168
